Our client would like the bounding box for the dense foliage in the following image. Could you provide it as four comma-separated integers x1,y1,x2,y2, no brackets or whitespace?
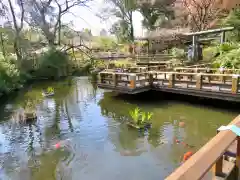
213,43,240,68
0,53,24,94
33,48,70,78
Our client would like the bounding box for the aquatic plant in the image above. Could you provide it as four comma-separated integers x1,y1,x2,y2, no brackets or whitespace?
128,107,153,128
146,112,153,122
140,112,146,124
47,87,54,93
129,107,140,125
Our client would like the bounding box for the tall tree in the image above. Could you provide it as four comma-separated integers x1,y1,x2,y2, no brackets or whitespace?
24,0,91,45
182,0,223,31
6,0,25,61
138,0,176,30
109,20,130,43
222,7,240,41
103,0,136,42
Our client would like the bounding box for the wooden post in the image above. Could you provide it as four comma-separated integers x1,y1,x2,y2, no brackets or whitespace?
129,74,136,89
232,75,239,94
112,73,117,87
235,136,240,179
168,73,174,88
192,35,197,61
147,40,149,54
98,73,102,84
213,156,223,176
194,68,198,73
196,74,202,89
220,31,225,44
149,73,153,87
212,130,223,176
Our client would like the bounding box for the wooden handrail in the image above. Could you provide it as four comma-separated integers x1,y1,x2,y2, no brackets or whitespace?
175,68,240,70
150,71,239,77
99,72,148,76
175,67,240,73
166,115,240,180
185,63,211,68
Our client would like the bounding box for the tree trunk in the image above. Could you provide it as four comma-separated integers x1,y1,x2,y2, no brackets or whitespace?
0,32,6,57
14,31,22,62
129,12,134,42
48,38,55,46
14,40,21,61
58,20,61,45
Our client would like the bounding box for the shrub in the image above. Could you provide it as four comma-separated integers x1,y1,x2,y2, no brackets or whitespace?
170,48,186,59
0,53,23,93
214,48,240,68
33,48,70,78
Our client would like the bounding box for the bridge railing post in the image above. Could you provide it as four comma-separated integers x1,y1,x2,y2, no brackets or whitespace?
234,136,240,179
112,73,117,87
98,73,102,84
129,74,136,89
212,130,224,176
196,74,202,89
149,73,153,87
232,75,239,94
168,73,174,88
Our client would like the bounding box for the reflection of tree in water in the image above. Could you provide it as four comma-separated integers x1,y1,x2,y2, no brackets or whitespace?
98,92,136,119
90,81,97,103
147,128,163,148
63,101,74,132
118,127,140,150
28,149,72,180
98,92,151,156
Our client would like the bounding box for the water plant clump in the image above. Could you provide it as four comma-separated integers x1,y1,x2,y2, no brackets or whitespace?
47,87,54,93
128,107,153,130
42,87,55,97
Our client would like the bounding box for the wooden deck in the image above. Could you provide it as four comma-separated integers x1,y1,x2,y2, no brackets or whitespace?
98,70,240,102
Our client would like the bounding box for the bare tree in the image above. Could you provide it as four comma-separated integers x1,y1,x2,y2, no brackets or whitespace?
24,0,91,46
6,0,25,60
182,0,223,31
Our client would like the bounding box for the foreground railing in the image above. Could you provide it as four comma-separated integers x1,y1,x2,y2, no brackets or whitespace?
166,115,240,180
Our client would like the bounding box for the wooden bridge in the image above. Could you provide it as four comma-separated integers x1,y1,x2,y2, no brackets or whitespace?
166,115,240,180
93,53,131,60
97,68,240,102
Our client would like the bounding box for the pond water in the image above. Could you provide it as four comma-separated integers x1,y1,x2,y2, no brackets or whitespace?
0,77,238,180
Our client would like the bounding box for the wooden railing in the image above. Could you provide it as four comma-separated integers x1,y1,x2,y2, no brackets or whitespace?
166,115,240,180
98,71,150,89
98,71,240,100
136,54,173,62
103,65,169,73
151,72,239,94
174,68,240,74
185,63,212,68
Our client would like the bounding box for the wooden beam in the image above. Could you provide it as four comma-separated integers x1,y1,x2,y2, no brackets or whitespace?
184,27,234,36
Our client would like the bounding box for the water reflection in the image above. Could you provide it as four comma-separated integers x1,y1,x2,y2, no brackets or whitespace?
0,77,238,180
